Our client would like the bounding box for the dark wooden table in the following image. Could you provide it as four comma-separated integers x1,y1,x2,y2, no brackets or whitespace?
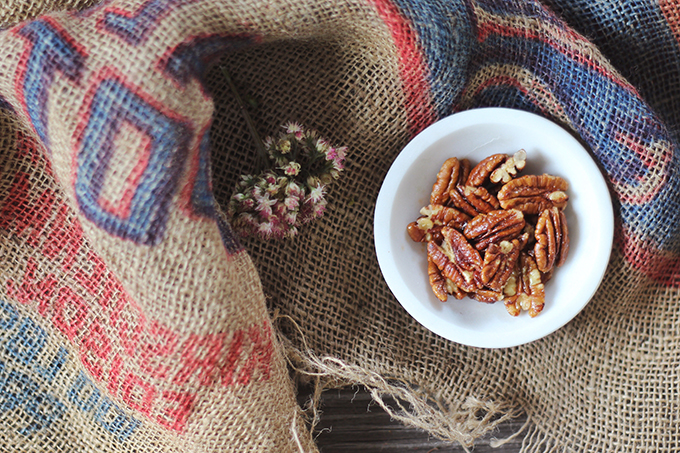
297,385,525,452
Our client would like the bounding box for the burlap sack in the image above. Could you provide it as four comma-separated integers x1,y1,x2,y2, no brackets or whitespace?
0,0,316,451
2,0,680,452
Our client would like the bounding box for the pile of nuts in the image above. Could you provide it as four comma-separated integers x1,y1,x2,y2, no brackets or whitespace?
407,150,569,317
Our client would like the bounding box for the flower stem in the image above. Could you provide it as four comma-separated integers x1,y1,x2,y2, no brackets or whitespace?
221,66,269,165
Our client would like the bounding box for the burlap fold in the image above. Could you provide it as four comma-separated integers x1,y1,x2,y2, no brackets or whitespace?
1,0,680,452
0,0,317,451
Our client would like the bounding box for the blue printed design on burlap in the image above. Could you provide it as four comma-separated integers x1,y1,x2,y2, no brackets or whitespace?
68,372,141,440
545,0,680,141
386,0,474,119
101,0,193,45
156,33,254,253
0,300,140,439
14,19,86,149
160,34,256,88
75,77,191,246
190,130,217,218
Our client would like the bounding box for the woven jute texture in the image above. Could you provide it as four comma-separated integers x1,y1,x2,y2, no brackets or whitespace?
0,0,317,452
1,0,680,452
0,0,99,28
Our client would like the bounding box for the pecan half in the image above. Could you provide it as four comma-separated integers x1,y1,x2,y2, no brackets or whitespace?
430,158,462,205
421,204,470,231
449,185,500,216
502,268,520,316
407,221,426,242
490,149,527,184
428,257,467,301
428,256,448,301
463,209,525,251
503,253,545,317
534,207,569,273
481,239,522,291
427,227,482,293
470,289,504,304
497,174,569,214
407,204,470,243
467,154,508,187
466,150,527,187
458,158,471,187
442,227,483,272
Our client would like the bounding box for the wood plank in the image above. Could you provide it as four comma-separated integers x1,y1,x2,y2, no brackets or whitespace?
297,385,526,452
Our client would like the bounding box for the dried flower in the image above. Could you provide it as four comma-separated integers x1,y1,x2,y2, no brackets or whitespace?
282,161,301,176
307,183,326,203
222,67,346,240
228,123,347,240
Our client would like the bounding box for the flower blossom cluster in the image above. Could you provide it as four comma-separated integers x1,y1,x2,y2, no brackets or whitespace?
228,123,347,240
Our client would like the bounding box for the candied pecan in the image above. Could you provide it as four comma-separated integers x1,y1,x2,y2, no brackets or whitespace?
504,299,521,317
428,242,475,293
502,268,521,316
470,289,504,304
458,158,471,187
407,204,470,243
534,210,556,271
462,185,500,212
490,149,527,184
441,227,483,272
467,153,508,187
481,239,521,291
421,204,470,230
448,187,479,217
497,174,569,214
449,185,500,216
541,268,554,283
430,157,462,205
466,150,527,187
463,209,525,251
534,207,569,273
429,257,467,300
503,253,545,317
427,227,482,293
407,221,426,242
428,256,448,301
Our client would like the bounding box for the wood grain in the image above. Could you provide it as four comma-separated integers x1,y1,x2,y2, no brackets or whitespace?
297,385,526,452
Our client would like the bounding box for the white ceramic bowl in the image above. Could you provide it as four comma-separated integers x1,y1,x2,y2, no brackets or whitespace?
374,108,614,348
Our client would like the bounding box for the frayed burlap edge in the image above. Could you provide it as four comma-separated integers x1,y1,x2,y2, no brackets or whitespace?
273,311,531,451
